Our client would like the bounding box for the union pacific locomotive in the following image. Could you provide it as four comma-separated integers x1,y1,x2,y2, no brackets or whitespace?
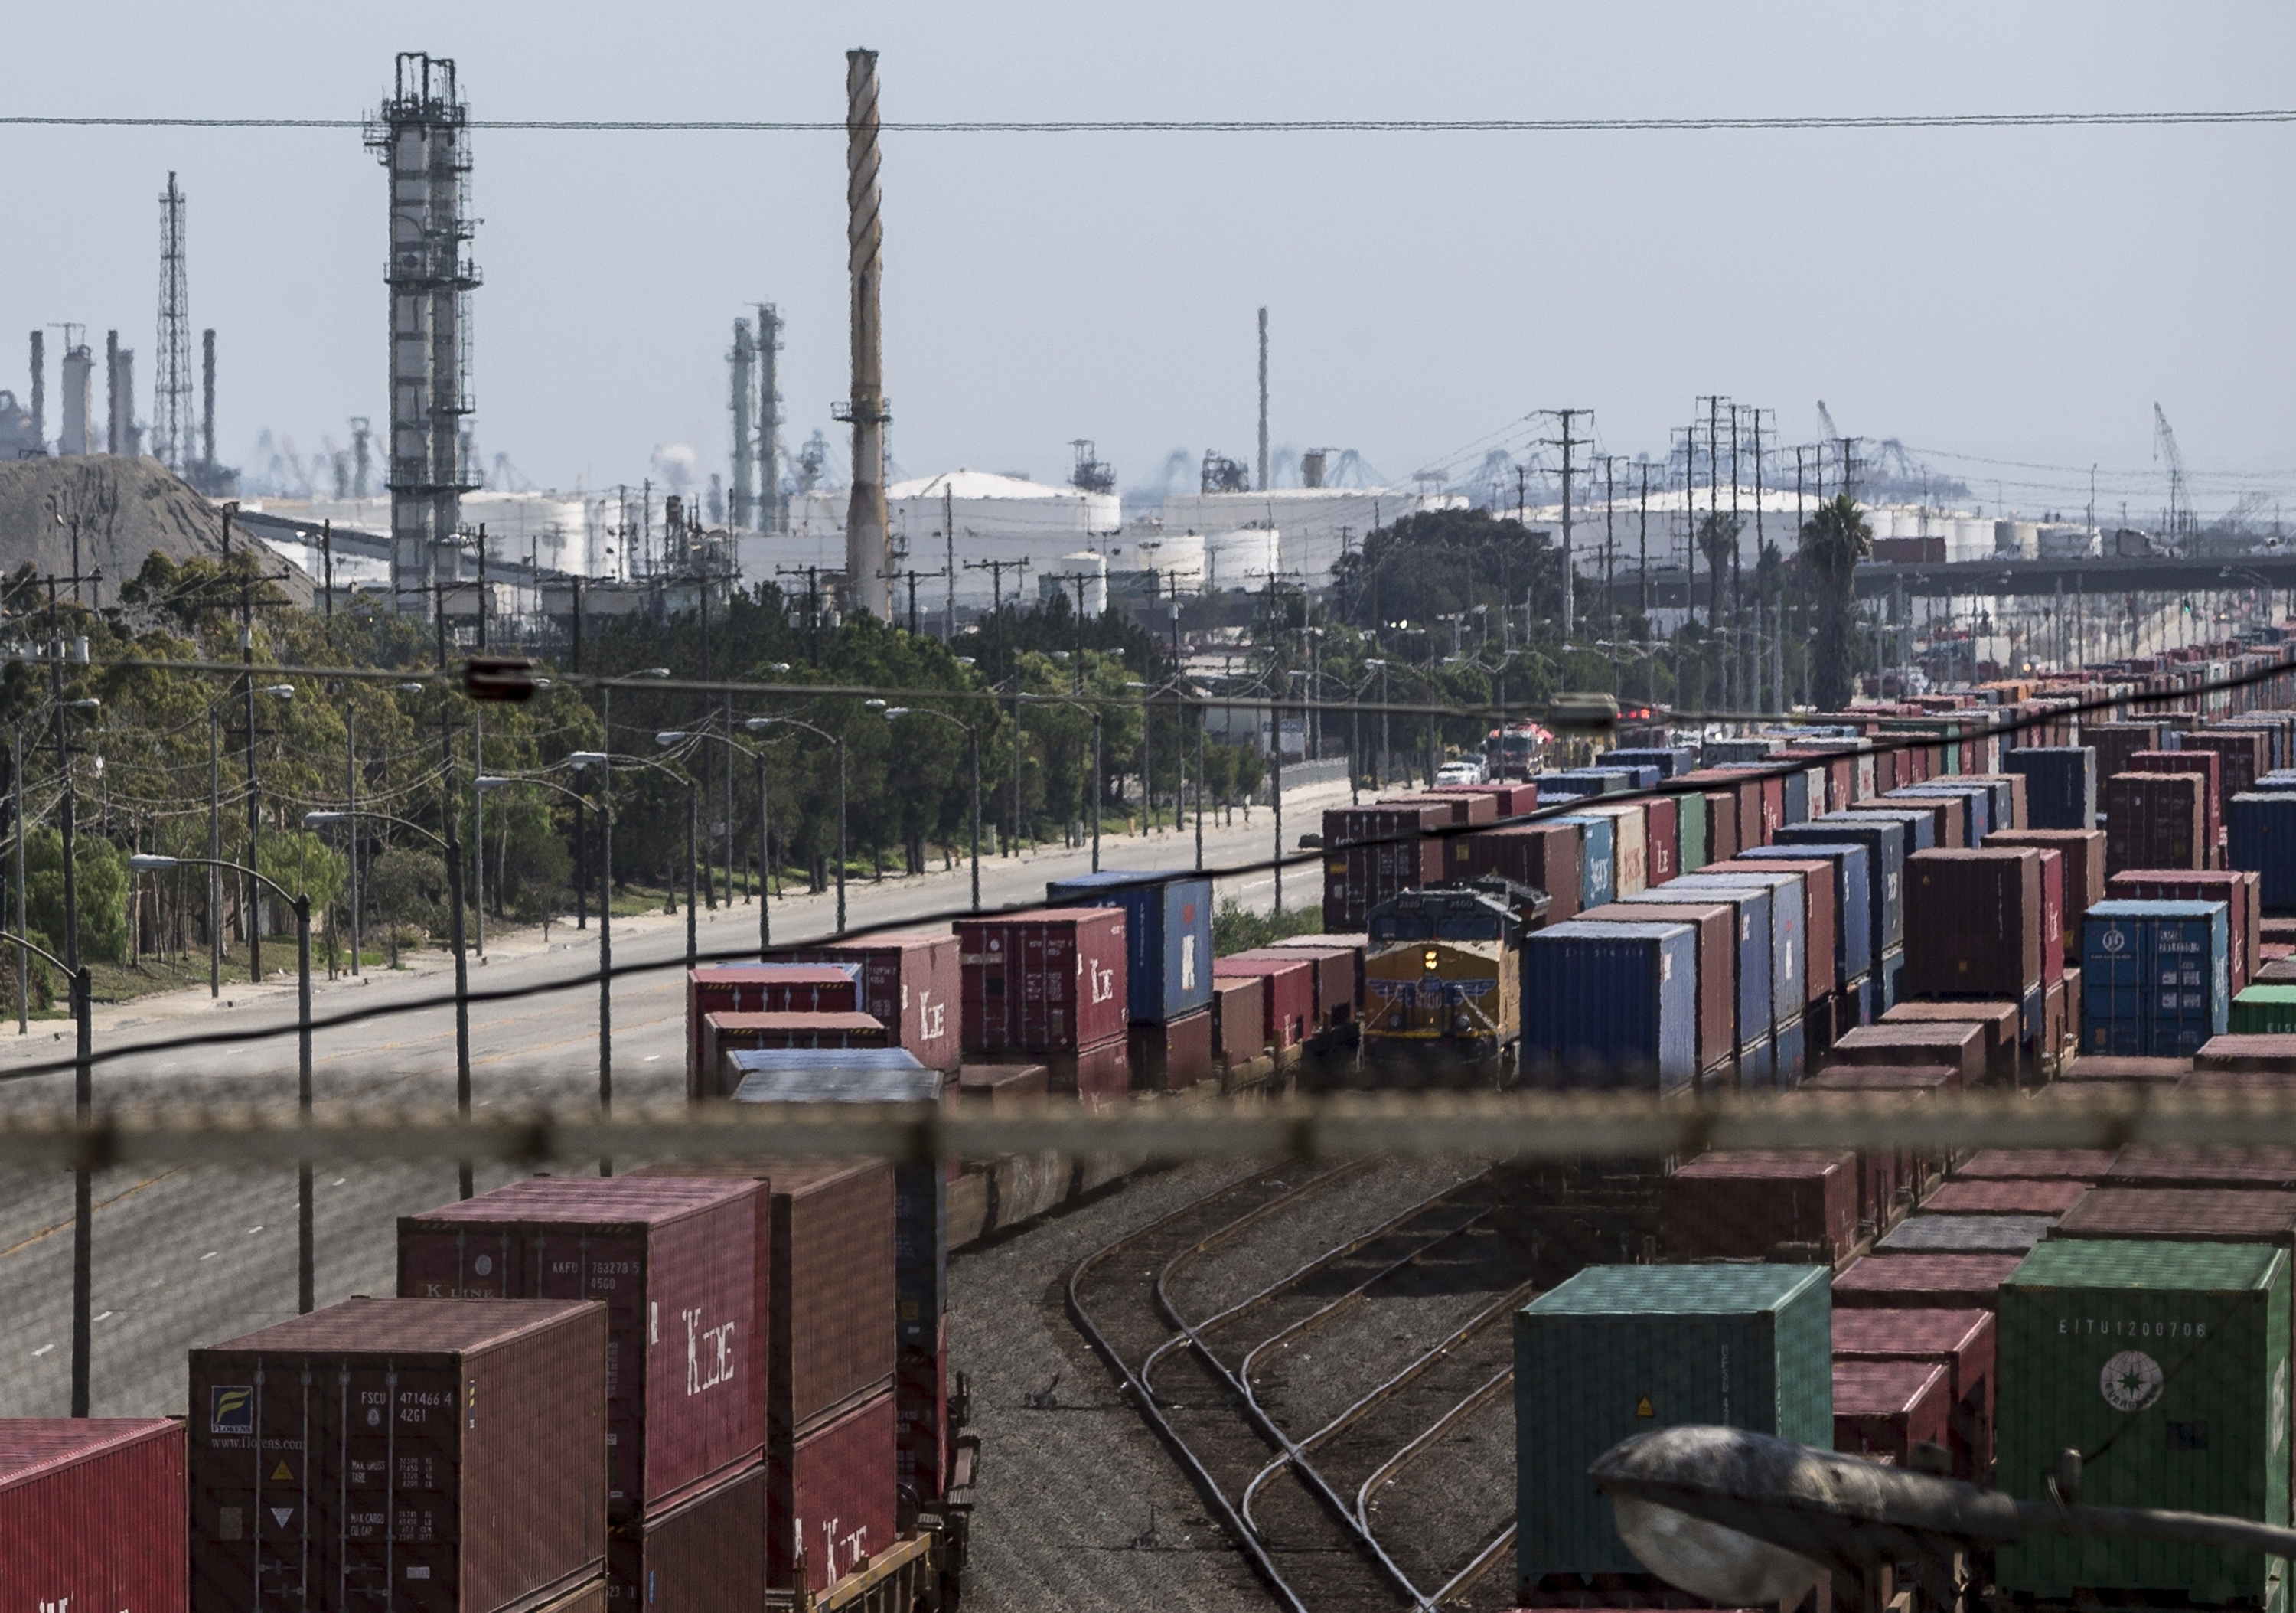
1361,877,1550,1085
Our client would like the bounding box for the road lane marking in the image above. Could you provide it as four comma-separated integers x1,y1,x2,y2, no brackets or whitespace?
31,1344,51,1357
0,1170,184,1263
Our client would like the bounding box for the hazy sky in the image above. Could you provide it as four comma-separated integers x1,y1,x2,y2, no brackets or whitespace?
4,2,2290,519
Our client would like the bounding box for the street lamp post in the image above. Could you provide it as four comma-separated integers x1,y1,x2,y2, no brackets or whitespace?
241,683,294,984
743,717,847,934
303,808,472,1197
654,729,775,957
582,750,696,965
1019,694,1102,873
1364,658,1391,788
566,754,618,1164
2,929,91,1413
132,855,313,1310
883,706,981,911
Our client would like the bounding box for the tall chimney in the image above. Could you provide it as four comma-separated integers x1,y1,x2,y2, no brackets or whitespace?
1256,306,1269,493
105,329,119,453
201,328,216,470
28,332,42,449
844,47,891,620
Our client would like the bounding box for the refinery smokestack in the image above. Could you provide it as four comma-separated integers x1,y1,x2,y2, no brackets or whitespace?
28,332,42,450
844,47,891,619
1257,307,1269,493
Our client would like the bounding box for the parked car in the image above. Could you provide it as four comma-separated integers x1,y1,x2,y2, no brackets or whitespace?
1436,758,1488,785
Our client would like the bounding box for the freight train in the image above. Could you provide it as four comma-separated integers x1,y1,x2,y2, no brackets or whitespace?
1360,877,1548,1084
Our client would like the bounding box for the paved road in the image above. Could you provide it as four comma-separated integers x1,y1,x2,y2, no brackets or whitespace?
0,790,1342,1417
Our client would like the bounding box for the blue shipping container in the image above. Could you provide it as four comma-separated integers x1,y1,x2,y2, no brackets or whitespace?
1773,1012,1807,1088
1521,920,1700,1092
1605,746,1696,780
1821,805,1937,859
1550,813,1618,909
1782,768,1810,826
730,1047,946,1347
1533,772,1609,802
1703,739,1780,766
1779,820,1903,955
2004,746,2098,830
1889,784,1991,845
1565,765,1659,792
1737,841,1874,986
2229,792,2296,915
1665,871,1804,1027
1617,884,1772,1050
1877,945,1906,1011
1046,868,1215,1024
2080,899,2229,1058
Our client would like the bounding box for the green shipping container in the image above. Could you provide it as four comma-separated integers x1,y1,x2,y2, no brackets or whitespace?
1997,1239,2291,1610
2232,985,2296,1035
1514,1264,1831,1583
1675,791,1709,874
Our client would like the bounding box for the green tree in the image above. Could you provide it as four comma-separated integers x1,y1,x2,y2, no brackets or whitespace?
23,828,128,965
1798,494,1874,710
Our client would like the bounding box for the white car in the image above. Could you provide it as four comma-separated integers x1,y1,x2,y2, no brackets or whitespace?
1436,759,1487,786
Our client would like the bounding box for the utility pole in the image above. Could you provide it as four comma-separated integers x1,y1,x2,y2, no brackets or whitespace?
942,482,956,640
843,50,892,620
241,586,262,983
1539,410,1589,638
1638,462,1654,705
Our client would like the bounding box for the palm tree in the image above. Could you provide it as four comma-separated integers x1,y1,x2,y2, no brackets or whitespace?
1798,492,1873,709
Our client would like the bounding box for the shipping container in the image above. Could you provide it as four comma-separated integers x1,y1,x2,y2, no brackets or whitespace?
1659,1150,1859,1262
1384,789,1499,826
2108,870,2260,991
1879,1214,2055,1254
1828,1021,1988,1089
2232,984,2296,1034
2179,728,2271,798
1463,824,1583,922
1830,1307,1996,1481
1832,1252,2025,1309
1779,821,1904,956
1513,1265,1831,1580
190,1298,608,1613
1548,813,1619,909
1212,954,1313,1051
1045,870,1214,1024
1883,787,1966,849
1821,806,1938,863
1209,975,1267,1066
1606,745,1697,779
1994,1240,2289,1606
1664,872,1803,1028
687,964,861,1086
0,1419,185,1613
1702,788,1740,865
2086,721,2174,784
2196,1033,2296,1071
1643,795,1681,885
1618,884,1774,1051
956,908,1128,1054
2004,746,2099,830
1740,842,1874,987
1252,942,1361,1029
2230,792,2296,916
771,1385,897,1594
2081,899,2229,1056
1926,1178,2090,1216
2052,1187,2296,1246
606,1463,764,1613
2054,1054,2189,1086
995,1034,1130,1100
895,1323,948,1503
780,935,963,1072
1833,1359,1952,1468
2105,1146,2296,1191
629,1158,895,1443
696,1012,889,1099
1988,828,2108,962
1903,848,2046,1000
1520,919,1700,1092
957,1060,1047,1106
1128,1007,1213,1091
2108,768,2210,875
397,1178,762,1516
1574,801,1651,896
1679,770,1763,857
1321,806,1450,930
1675,789,1710,874
1717,857,1835,1007
1578,902,1737,1079
1880,1000,2024,1086
1955,1148,2119,1180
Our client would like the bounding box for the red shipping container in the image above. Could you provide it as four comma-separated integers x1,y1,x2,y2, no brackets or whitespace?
957,1060,1049,1106
1903,848,2045,998
2105,770,2209,874
398,1176,764,1516
698,1011,889,1099
1833,1360,1952,1468
1952,1149,2118,1181
1802,1066,1954,1220
686,965,860,1085
0,1419,185,1613
2128,749,2220,850
1210,975,1267,1066
2053,1187,2296,1245
1879,1001,2023,1085
2195,1034,2296,1071
981,1036,1129,1101
2086,723,2171,782
956,908,1127,1054
1644,795,1681,884
1890,792,1965,850
1703,789,1740,864
630,1158,895,1445
1832,1252,2024,1310
1986,829,2105,962
1678,771,1762,853
1434,782,1539,817
2105,1146,2296,1190
1234,944,1356,1028
1661,1150,1859,1262
1579,901,1737,1076
2108,869,2261,990
784,934,962,1072
2178,728,2268,798
606,1463,765,1613
1322,801,1448,847
1831,1308,1997,1481
1463,825,1582,922
1212,954,1314,1050
191,1299,608,1613
1828,1024,1986,1089
895,1321,948,1504
773,1386,897,1594
1704,768,1785,846
1717,857,1835,1007
1129,1007,1214,1092
1383,790,1498,826
1923,1178,2089,1216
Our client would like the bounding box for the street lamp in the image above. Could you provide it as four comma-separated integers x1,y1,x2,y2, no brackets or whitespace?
655,728,775,955
302,807,474,1196
562,756,622,1161
883,707,981,912
743,716,848,934
1019,693,1103,873
131,853,317,1313
1363,658,1391,789
2,928,90,1414
241,681,295,986
580,750,696,965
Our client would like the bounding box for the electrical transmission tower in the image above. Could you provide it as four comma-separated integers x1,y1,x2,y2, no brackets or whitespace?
155,173,194,474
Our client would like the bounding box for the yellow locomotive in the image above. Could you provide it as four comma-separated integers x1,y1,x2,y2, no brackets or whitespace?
1362,877,1549,1086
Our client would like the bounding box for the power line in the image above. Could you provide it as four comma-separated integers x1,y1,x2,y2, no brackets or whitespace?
2,109,2291,134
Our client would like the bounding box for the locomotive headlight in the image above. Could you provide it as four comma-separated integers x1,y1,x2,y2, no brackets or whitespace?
1422,949,1439,971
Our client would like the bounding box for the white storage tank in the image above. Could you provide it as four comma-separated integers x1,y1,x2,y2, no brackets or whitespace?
1205,526,1281,593
1042,550,1108,617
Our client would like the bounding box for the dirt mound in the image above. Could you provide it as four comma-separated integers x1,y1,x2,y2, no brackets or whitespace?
0,455,312,605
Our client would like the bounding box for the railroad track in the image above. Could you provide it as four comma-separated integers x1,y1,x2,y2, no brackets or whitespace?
1067,1162,1532,1611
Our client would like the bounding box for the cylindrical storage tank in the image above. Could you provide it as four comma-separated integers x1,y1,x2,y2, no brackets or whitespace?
1052,550,1107,616
1205,526,1280,592
1129,528,1207,593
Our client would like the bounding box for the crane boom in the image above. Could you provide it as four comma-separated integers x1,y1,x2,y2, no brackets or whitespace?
2152,402,2189,545
1816,400,1841,441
